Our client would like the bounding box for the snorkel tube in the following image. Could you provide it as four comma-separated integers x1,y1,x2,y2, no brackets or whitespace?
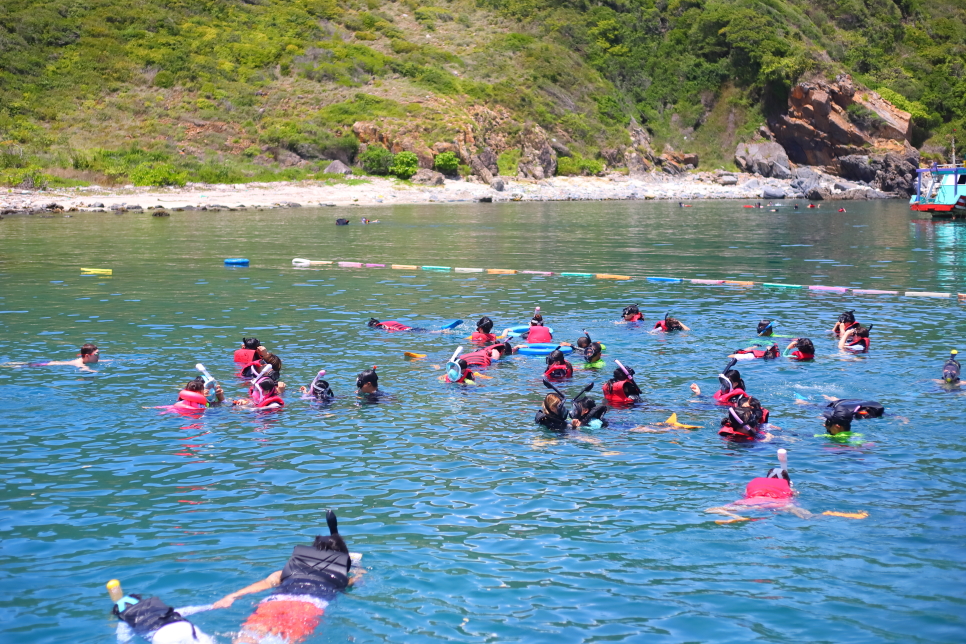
777,448,788,475
718,358,738,393
614,359,634,381
757,320,774,336
195,364,218,398
445,346,464,382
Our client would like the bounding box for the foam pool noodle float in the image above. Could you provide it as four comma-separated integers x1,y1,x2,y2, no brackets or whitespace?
822,510,869,519
665,413,701,429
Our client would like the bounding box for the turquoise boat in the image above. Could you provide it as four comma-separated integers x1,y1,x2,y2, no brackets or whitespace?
909,162,966,216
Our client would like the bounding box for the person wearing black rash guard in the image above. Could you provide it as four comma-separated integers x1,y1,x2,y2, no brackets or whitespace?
535,393,570,430
571,395,608,428
107,581,216,644
213,510,363,644
831,310,859,337
822,398,884,435
356,367,382,400
544,349,574,379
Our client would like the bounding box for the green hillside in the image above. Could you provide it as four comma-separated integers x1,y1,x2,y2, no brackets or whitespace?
0,0,963,187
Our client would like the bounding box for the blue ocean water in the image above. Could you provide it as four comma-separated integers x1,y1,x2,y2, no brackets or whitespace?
0,200,964,643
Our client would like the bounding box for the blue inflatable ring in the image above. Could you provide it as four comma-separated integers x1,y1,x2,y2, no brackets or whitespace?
517,343,572,356
224,258,250,266
504,324,554,337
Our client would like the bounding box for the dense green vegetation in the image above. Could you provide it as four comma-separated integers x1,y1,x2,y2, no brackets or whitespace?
0,0,962,186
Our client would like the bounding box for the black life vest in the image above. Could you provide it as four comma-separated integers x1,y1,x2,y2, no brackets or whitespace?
827,399,884,419
279,545,351,595
573,404,609,427
114,596,188,635
535,410,569,431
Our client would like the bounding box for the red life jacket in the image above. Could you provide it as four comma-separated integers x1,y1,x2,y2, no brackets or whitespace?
761,408,770,423
461,350,492,368
744,477,792,500
256,395,284,408
445,368,473,384
234,348,257,363
471,332,497,343
626,313,643,322
378,321,412,332
835,321,859,337
713,387,746,404
602,380,634,403
527,326,552,343
544,361,573,379
847,337,870,351
175,390,208,409
790,350,814,361
653,320,668,331
718,425,758,441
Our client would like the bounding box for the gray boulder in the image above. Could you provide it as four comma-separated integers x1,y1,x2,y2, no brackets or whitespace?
293,143,324,159
477,147,499,174
806,186,832,201
717,175,738,186
412,169,445,186
735,142,792,179
489,177,505,192
324,160,352,175
762,187,785,199
838,155,876,183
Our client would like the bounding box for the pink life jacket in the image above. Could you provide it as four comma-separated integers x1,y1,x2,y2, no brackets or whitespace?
744,477,792,500
714,387,746,404
378,321,412,332
234,348,257,363
527,326,553,343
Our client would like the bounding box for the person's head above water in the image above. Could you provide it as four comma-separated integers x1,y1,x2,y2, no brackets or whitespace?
530,313,544,326
795,338,815,354
576,331,592,349
664,315,686,331
541,393,567,419
79,343,99,363
185,376,206,392
622,304,641,321
757,320,774,336
722,406,757,432
257,377,278,393
943,349,961,384
612,365,635,382
356,366,379,393
242,337,260,350
367,318,381,328
476,316,494,334
583,342,603,363
838,310,856,325
546,349,567,366
823,405,854,435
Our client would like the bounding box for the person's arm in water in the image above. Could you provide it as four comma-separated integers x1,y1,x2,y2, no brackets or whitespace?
212,570,282,608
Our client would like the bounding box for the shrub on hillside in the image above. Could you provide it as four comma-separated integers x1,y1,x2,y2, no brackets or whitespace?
129,162,188,187
433,151,459,175
359,145,394,175
556,153,603,176
497,149,521,176
389,151,419,179
153,71,175,88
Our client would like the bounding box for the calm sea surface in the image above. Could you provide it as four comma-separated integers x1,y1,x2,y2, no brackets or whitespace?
1,199,964,643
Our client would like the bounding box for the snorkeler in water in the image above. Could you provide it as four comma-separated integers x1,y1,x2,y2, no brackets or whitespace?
235,374,285,409
831,310,859,337
535,392,570,431
783,338,815,361
235,337,261,363
718,406,769,442
730,343,780,361
937,350,964,388
173,376,225,410
839,324,872,352
621,304,643,323
300,369,335,402
523,311,553,343
581,338,606,370
822,398,885,435
652,312,690,332
535,380,597,430
368,318,417,332
107,579,216,644
544,348,574,379
356,366,382,400
704,450,845,521
601,361,641,404
756,320,774,337
212,510,363,644
471,316,497,343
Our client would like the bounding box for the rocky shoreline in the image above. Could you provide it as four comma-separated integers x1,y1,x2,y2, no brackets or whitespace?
0,167,901,217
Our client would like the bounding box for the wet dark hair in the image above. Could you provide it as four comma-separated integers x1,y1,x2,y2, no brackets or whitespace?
530,313,544,326
546,349,566,365
356,367,378,388
796,338,815,354
943,353,961,383
242,337,260,350
576,333,592,349
722,406,757,432
476,316,493,334
665,317,685,331
488,340,512,357
367,318,381,328
622,304,640,318
764,344,780,358
80,343,98,356
257,378,277,393
313,510,349,553
853,325,870,338
456,358,468,371
185,377,206,392
756,320,773,336
738,396,765,424
838,310,856,325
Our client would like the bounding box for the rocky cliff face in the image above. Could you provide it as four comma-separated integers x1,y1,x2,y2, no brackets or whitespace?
770,74,912,168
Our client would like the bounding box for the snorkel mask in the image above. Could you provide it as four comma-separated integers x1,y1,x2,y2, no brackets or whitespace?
546,348,565,365
766,449,790,481
718,358,738,394
367,318,380,328
310,369,332,399
943,350,961,383
622,304,640,319
445,346,464,382
727,407,755,434
756,320,774,336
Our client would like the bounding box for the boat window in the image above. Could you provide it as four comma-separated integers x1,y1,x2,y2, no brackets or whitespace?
958,174,966,185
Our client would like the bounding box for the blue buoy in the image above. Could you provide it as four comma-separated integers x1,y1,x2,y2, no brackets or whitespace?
224,258,249,266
